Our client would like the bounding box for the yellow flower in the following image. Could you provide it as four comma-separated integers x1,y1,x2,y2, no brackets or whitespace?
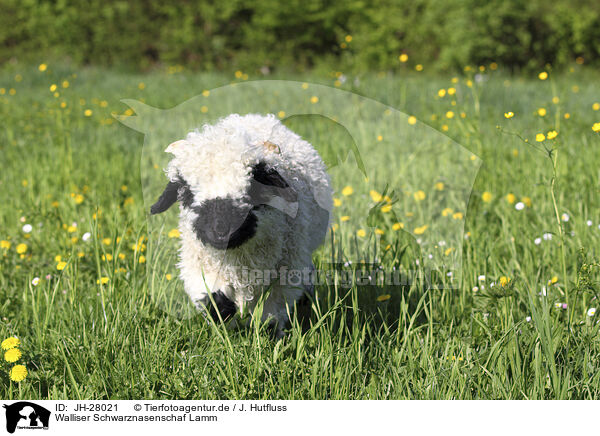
278,111,285,118
56,261,67,271
166,273,172,281
38,63,47,72
10,365,27,382
377,294,391,302
101,254,113,261
84,109,92,117
97,277,109,285
547,130,558,140
564,113,570,119
310,96,319,104
536,133,546,142
499,276,510,287
415,64,423,71
341,186,354,196
593,103,600,111
413,225,428,235
341,216,350,222
452,212,463,220
369,190,383,202
537,108,546,117
398,54,408,63
356,229,366,238
482,191,493,203
200,105,208,113
381,204,392,213
522,196,532,207
434,182,444,191
504,112,514,119
442,207,453,217
448,87,456,95
4,348,21,363
168,228,181,238
444,247,455,256
538,71,548,80
392,222,404,231
549,276,558,285
438,89,446,97
1,240,10,249
333,198,342,207
49,84,57,92
414,190,426,201
506,193,516,204
446,111,454,119
139,255,146,264
74,194,84,204
407,116,417,125
552,96,559,104
1,337,20,350
376,135,383,141
592,123,600,132
375,228,384,235
16,243,27,254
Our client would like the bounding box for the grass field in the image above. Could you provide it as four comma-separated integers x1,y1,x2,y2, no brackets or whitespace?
1,63,600,399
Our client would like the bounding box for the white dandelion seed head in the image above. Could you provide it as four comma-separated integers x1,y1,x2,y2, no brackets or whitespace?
82,232,91,242
541,286,547,296
515,202,525,211
438,240,446,246
22,224,32,233
543,233,553,241
526,316,531,322
534,237,542,245
428,254,433,259
587,220,593,226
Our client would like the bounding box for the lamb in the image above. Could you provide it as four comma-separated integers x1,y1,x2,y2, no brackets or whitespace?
150,113,332,335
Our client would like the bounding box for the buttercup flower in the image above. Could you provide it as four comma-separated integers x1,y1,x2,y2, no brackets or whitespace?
4,348,21,363
1,337,20,350
10,365,27,382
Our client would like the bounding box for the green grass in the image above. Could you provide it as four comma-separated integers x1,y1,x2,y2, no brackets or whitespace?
1,64,600,399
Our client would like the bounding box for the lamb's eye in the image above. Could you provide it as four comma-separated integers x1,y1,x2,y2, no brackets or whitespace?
249,162,297,204
251,162,289,188
176,177,194,208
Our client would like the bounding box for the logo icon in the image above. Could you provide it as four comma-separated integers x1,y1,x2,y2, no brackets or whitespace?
2,402,50,434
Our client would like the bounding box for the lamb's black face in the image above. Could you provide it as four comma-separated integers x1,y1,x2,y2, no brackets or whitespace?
192,199,257,249
150,161,297,250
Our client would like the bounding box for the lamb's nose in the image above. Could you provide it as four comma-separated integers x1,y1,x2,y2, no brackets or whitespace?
214,221,230,238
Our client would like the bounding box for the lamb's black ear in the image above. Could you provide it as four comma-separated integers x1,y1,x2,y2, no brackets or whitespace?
252,162,297,202
150,180,180,214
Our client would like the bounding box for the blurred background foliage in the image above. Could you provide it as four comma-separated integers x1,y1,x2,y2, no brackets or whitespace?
1,0,599,72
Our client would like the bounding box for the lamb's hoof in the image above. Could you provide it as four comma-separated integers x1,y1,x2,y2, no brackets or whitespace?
206,290,237,322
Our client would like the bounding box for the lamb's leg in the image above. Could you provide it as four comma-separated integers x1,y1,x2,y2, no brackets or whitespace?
198,290,237,323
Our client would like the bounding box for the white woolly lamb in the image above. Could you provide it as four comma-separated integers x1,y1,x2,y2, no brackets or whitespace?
150,113,332,335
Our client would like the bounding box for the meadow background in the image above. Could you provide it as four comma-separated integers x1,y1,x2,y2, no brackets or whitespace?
1,0,600,399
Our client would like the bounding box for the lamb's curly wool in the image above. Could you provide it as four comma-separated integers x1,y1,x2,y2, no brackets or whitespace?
158,113,332,329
